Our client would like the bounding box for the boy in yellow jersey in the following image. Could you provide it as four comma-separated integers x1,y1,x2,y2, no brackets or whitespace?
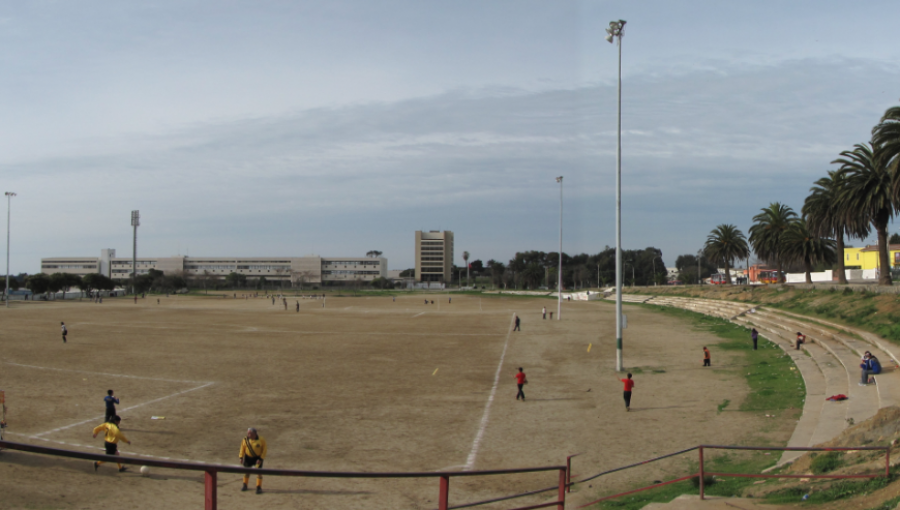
239,427,267,494
91,415,131,472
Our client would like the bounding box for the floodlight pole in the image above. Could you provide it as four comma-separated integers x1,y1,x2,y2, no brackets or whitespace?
607,20,626,372
131,210,140,295
5,192,15,308
557,176,563,320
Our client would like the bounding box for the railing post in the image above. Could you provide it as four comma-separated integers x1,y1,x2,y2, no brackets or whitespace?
558,468,567,510
204,469,217,510
887,446,891,478
698,446,705,500
566,456,572,493
438,475,450,510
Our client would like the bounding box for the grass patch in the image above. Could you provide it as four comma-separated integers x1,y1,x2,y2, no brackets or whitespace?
717,399,731,414
810,451,843,474
644,305,805,413
594,452,782,510
765,475,893,504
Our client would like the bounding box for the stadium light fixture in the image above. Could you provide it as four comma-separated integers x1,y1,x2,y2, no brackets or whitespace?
556,176,563,320
607,19,626,371
5,192,15,308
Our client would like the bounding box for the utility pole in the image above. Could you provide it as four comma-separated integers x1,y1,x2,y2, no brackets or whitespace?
607,19,626,372
131,210,140,294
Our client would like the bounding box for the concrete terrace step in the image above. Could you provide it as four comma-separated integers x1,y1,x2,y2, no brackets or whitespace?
762,309,900,409
734,315,847,464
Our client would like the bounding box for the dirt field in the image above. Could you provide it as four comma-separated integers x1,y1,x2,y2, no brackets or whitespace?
0,293,792,509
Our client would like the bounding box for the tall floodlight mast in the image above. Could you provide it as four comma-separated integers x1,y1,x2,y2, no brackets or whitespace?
5,192,16,308
606,19,626,371
131,210,140,294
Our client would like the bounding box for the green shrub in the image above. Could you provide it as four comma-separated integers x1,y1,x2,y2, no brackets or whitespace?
810,452,843,474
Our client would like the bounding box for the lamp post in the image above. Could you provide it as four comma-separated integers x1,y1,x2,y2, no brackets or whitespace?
607,19,626,371
5,192,15,308
556,176,563,320
131,210,140,294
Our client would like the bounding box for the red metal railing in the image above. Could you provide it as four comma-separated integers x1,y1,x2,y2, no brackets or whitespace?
571,444,890,508
0,440,565,510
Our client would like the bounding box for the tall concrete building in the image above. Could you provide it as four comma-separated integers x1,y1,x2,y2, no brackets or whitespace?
41,251,387,286
414,230,454,282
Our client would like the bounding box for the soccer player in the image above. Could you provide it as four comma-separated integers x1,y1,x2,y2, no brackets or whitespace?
703,347,711,367
620,373,635,411
60,322,67,343
92,415,130,472
514,367,527,400
104,390,119,423
239,427,267,494
514,315,520,331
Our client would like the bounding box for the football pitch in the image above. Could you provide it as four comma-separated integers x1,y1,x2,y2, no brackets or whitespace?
0,293,790,509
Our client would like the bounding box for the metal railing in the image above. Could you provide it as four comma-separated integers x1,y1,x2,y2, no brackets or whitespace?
0,440,565,510
570,444,890,508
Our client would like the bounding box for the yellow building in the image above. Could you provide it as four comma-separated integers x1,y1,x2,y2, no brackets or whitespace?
842,245,900,270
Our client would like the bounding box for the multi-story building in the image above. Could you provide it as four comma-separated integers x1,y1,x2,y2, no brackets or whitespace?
41,251,387,285
414,230,453,282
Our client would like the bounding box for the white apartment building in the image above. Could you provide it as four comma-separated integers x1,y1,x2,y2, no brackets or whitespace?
41,250,387,285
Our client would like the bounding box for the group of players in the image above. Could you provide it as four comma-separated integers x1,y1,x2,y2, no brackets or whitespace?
92,389,268,494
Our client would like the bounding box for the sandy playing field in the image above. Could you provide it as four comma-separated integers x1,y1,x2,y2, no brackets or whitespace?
0,293,794,509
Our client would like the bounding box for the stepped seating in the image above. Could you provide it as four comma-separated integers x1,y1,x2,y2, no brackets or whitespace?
622,294,900,467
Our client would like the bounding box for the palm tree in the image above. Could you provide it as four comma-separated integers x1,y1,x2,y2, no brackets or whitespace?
782,219,837,284
704,224,749,285
802,171,870,285
462,251,470,288
749,203,797,283
873,105,900,177
834,143,893,285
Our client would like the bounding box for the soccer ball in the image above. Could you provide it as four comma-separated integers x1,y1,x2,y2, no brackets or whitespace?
140,466,150,476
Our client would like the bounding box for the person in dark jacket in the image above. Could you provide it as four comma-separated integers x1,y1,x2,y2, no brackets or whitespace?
751,328,758,350
861,354,882,386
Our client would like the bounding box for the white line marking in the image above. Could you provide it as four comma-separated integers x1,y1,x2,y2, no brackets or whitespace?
3,362,203,384
6,433,196,463
32,383,215,438
412,312,426,318
464,313,516,471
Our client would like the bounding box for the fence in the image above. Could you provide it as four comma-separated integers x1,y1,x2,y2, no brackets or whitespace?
570,444,890,508
0,440,566,510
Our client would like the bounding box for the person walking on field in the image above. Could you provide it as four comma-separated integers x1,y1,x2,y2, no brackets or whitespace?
751,328,758,350
542,307,546,320
703,346,711,367
513,315,521,331
239,427,267,494
104,390,119,423
514,367,527,400
61,322,67,343
92,415,130,472
620,373,635,411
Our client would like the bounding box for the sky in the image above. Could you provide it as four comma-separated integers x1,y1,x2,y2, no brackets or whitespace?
2,1,900,273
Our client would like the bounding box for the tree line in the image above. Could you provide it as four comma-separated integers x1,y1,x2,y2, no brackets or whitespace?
700,103,900,285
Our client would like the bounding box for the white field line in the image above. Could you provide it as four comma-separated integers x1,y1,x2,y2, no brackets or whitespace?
4,432,196,463
58,323,506,336
464,313,516,471
3,361,204,384
412,312,427,318
33,382,215,437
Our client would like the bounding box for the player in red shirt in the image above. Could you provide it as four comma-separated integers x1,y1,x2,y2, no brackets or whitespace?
620,373,635,411
703,347,711,367
515,367,527,400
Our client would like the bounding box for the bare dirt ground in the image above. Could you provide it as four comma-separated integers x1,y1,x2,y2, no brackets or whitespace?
0,294,792,509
